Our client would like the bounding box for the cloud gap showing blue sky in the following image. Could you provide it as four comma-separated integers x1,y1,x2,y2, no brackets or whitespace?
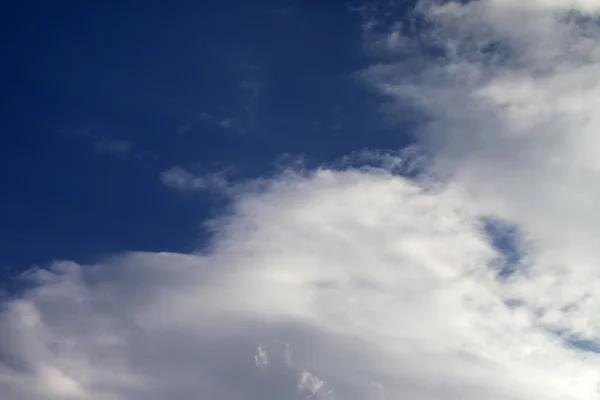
481,217,524,279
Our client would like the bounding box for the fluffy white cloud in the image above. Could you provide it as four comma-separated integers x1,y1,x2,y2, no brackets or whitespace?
3,164,600,399
4,1,600,399
360,0,600,362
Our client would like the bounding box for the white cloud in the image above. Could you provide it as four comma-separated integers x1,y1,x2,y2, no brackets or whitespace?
255,345,269,370
360,0,600,368
489,0,600,13
298,371,334,400
4,163,600,399
254,340,334,399
5,1,600,399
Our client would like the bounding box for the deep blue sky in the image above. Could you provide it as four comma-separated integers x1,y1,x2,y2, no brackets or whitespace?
0,1,410,279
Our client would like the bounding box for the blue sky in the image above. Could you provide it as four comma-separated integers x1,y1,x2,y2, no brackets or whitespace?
4,1,600,399
1,1,409,273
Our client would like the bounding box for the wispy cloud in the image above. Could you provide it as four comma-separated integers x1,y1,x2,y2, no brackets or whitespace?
92,137,134,156
66,127,146,159
177,122,194,135
216,116,245,132
254,345,269,370
177,77,262,136
298,371,335,400
160,166,229,192
237,80,261,102
180,112,247,134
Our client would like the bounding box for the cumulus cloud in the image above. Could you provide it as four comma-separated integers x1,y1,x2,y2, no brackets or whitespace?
4,164,600,399
5,1,600,399
360,0,600,363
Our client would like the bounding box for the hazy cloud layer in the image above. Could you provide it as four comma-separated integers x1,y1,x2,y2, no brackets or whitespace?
4,1,600,399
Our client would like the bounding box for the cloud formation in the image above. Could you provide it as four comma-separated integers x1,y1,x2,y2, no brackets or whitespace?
360,0,600,342
5,1,600,399
160,166,229,193
68,128,136,157
5,162,600,399
192,112,247,133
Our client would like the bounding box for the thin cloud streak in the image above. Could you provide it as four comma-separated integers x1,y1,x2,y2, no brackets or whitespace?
160,166,229,193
